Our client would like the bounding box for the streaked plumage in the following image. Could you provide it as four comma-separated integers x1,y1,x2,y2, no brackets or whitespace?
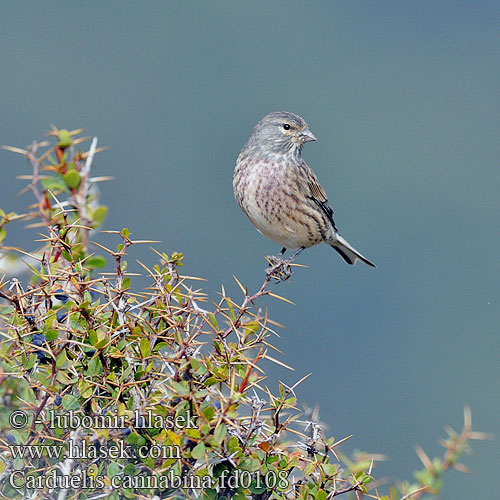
233,111,375,267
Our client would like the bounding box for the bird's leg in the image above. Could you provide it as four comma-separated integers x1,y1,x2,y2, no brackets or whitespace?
286,246,305,263
266,247,287,265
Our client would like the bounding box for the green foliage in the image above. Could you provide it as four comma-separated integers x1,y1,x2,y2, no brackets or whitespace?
0,129,491,499
0,209,24,244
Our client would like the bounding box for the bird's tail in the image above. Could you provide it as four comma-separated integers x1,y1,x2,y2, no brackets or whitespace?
330,235,375,267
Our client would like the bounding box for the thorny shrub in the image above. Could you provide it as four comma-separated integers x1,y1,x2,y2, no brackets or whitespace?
0,129,491,500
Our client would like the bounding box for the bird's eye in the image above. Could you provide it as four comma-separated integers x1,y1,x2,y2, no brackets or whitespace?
283,123,291,130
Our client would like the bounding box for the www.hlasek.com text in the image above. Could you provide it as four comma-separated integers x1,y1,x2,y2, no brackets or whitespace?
9,440,180,461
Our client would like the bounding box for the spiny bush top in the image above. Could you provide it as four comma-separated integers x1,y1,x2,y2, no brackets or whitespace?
0,129,490,500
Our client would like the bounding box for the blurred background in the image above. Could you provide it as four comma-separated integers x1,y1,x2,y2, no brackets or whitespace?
1,1,498,497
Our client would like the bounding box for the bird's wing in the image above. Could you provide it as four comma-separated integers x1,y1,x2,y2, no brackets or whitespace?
301,160,338,232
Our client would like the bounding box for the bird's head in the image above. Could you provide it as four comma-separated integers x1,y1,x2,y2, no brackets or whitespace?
246,111,317,157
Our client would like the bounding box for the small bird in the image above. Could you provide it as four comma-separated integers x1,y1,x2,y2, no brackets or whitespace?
233,111,375,268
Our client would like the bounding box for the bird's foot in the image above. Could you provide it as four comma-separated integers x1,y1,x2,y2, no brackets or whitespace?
265,255,293,281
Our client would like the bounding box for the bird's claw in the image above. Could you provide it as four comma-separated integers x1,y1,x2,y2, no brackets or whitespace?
265,255,293,281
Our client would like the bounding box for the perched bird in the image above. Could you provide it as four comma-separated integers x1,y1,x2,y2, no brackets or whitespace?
233,111,375,268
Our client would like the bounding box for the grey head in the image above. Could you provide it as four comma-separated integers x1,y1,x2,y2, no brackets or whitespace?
242,111,317,157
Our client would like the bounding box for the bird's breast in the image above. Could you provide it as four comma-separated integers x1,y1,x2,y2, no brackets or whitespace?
233,157,326,248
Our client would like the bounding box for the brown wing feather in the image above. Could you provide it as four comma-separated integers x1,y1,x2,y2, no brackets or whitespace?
302,160,328,201
301,160,338,231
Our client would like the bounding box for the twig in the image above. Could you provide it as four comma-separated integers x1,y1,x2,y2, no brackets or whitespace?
220,274,272,339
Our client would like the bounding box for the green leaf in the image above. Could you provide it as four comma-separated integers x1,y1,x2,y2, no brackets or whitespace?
45,329,59,341
121,228,130,238
172,381,189,395
322,463,337,476
62,394,80,410
203,406,215,421
13,456,24,471
214,423,227,444
249,480,267,494
304,462,315,477
42,175,66,193
316,490,327,500
279,383,285,399
58,129,73,148
361,474,372,484
240,457,260,471
87,356,102,376
123,464,136,475
152,341,168,352
56,370,72,384
25,353,37,370
186,428,201,439
56,349,67,368
91,206,108,225
202,489,218,500
63,169,81,189
139,338,151,358
122,277,131,290
107,462,121,478
89,330,107,349
0,227,6,244
208,313,218,329
227,436,240,453
126,432,139,445
86,255,107,269
61,249,72,262
88,329,97,345
227,299,236,320
191,442,206,460
244,320,260,336
79,380,93,399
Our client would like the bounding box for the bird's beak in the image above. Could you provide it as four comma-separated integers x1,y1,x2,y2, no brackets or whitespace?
301,129,317,142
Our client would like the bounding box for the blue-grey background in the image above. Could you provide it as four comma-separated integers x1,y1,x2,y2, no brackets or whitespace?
1,1,498,498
